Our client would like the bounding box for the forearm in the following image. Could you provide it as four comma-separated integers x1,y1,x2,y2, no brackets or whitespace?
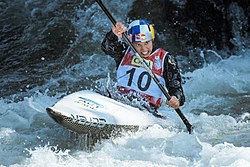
101,30,118,54
168,81,185,106
164,54,185,106
101,30,127,67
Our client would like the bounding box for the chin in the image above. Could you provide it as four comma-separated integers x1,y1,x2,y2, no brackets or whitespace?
142,55,150,58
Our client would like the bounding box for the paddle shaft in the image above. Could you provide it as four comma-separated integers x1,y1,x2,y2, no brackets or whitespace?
95,0,193,134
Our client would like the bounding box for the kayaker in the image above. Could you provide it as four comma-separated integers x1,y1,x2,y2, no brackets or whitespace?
101,20,185,113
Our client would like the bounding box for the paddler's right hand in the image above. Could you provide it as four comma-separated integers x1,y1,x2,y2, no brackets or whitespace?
166,96,180,110
112,22,126,39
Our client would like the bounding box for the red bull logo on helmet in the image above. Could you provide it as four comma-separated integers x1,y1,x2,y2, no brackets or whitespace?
128,20,155,42
135,33,146,41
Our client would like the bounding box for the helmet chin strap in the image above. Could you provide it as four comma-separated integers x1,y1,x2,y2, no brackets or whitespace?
95,0,193,134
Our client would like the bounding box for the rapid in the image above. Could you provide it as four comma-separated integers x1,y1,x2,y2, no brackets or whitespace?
0,0,249,166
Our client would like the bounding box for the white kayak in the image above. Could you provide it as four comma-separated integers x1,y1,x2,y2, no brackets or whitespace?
46,90,156,136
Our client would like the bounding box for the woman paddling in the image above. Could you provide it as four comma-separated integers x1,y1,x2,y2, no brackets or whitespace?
101,20,185,114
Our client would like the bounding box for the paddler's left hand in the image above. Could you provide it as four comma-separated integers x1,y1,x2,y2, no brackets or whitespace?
166,96,180,109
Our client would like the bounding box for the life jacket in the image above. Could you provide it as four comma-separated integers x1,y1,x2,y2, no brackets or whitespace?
116,47,167,108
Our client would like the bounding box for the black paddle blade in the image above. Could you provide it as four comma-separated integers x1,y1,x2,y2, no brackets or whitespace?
175,108,193,134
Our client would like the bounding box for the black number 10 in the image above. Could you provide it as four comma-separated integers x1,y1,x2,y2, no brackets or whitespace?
126,68,151,91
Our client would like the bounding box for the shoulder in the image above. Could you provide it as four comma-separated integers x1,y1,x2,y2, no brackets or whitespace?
167,53,177,66
155,48,167,55
153,48,168,60
156,48,177,67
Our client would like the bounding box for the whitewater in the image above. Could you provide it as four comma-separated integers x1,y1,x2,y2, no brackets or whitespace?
1,50,250,167
0,1,250,167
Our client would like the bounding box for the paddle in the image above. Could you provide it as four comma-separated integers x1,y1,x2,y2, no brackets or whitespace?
95,0,193,134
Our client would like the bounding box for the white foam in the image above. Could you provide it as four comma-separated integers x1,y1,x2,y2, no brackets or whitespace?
184,50,250,98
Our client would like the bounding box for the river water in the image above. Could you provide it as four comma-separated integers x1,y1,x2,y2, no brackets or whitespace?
0,0,250,166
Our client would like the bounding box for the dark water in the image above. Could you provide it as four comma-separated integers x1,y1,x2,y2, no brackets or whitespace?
1,0,82,99
0,0,250,166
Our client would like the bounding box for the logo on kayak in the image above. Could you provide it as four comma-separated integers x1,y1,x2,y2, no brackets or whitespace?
71,114,106,128
75,97,104,110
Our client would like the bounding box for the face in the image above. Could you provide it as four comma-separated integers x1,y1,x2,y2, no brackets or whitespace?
132,40,153,58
